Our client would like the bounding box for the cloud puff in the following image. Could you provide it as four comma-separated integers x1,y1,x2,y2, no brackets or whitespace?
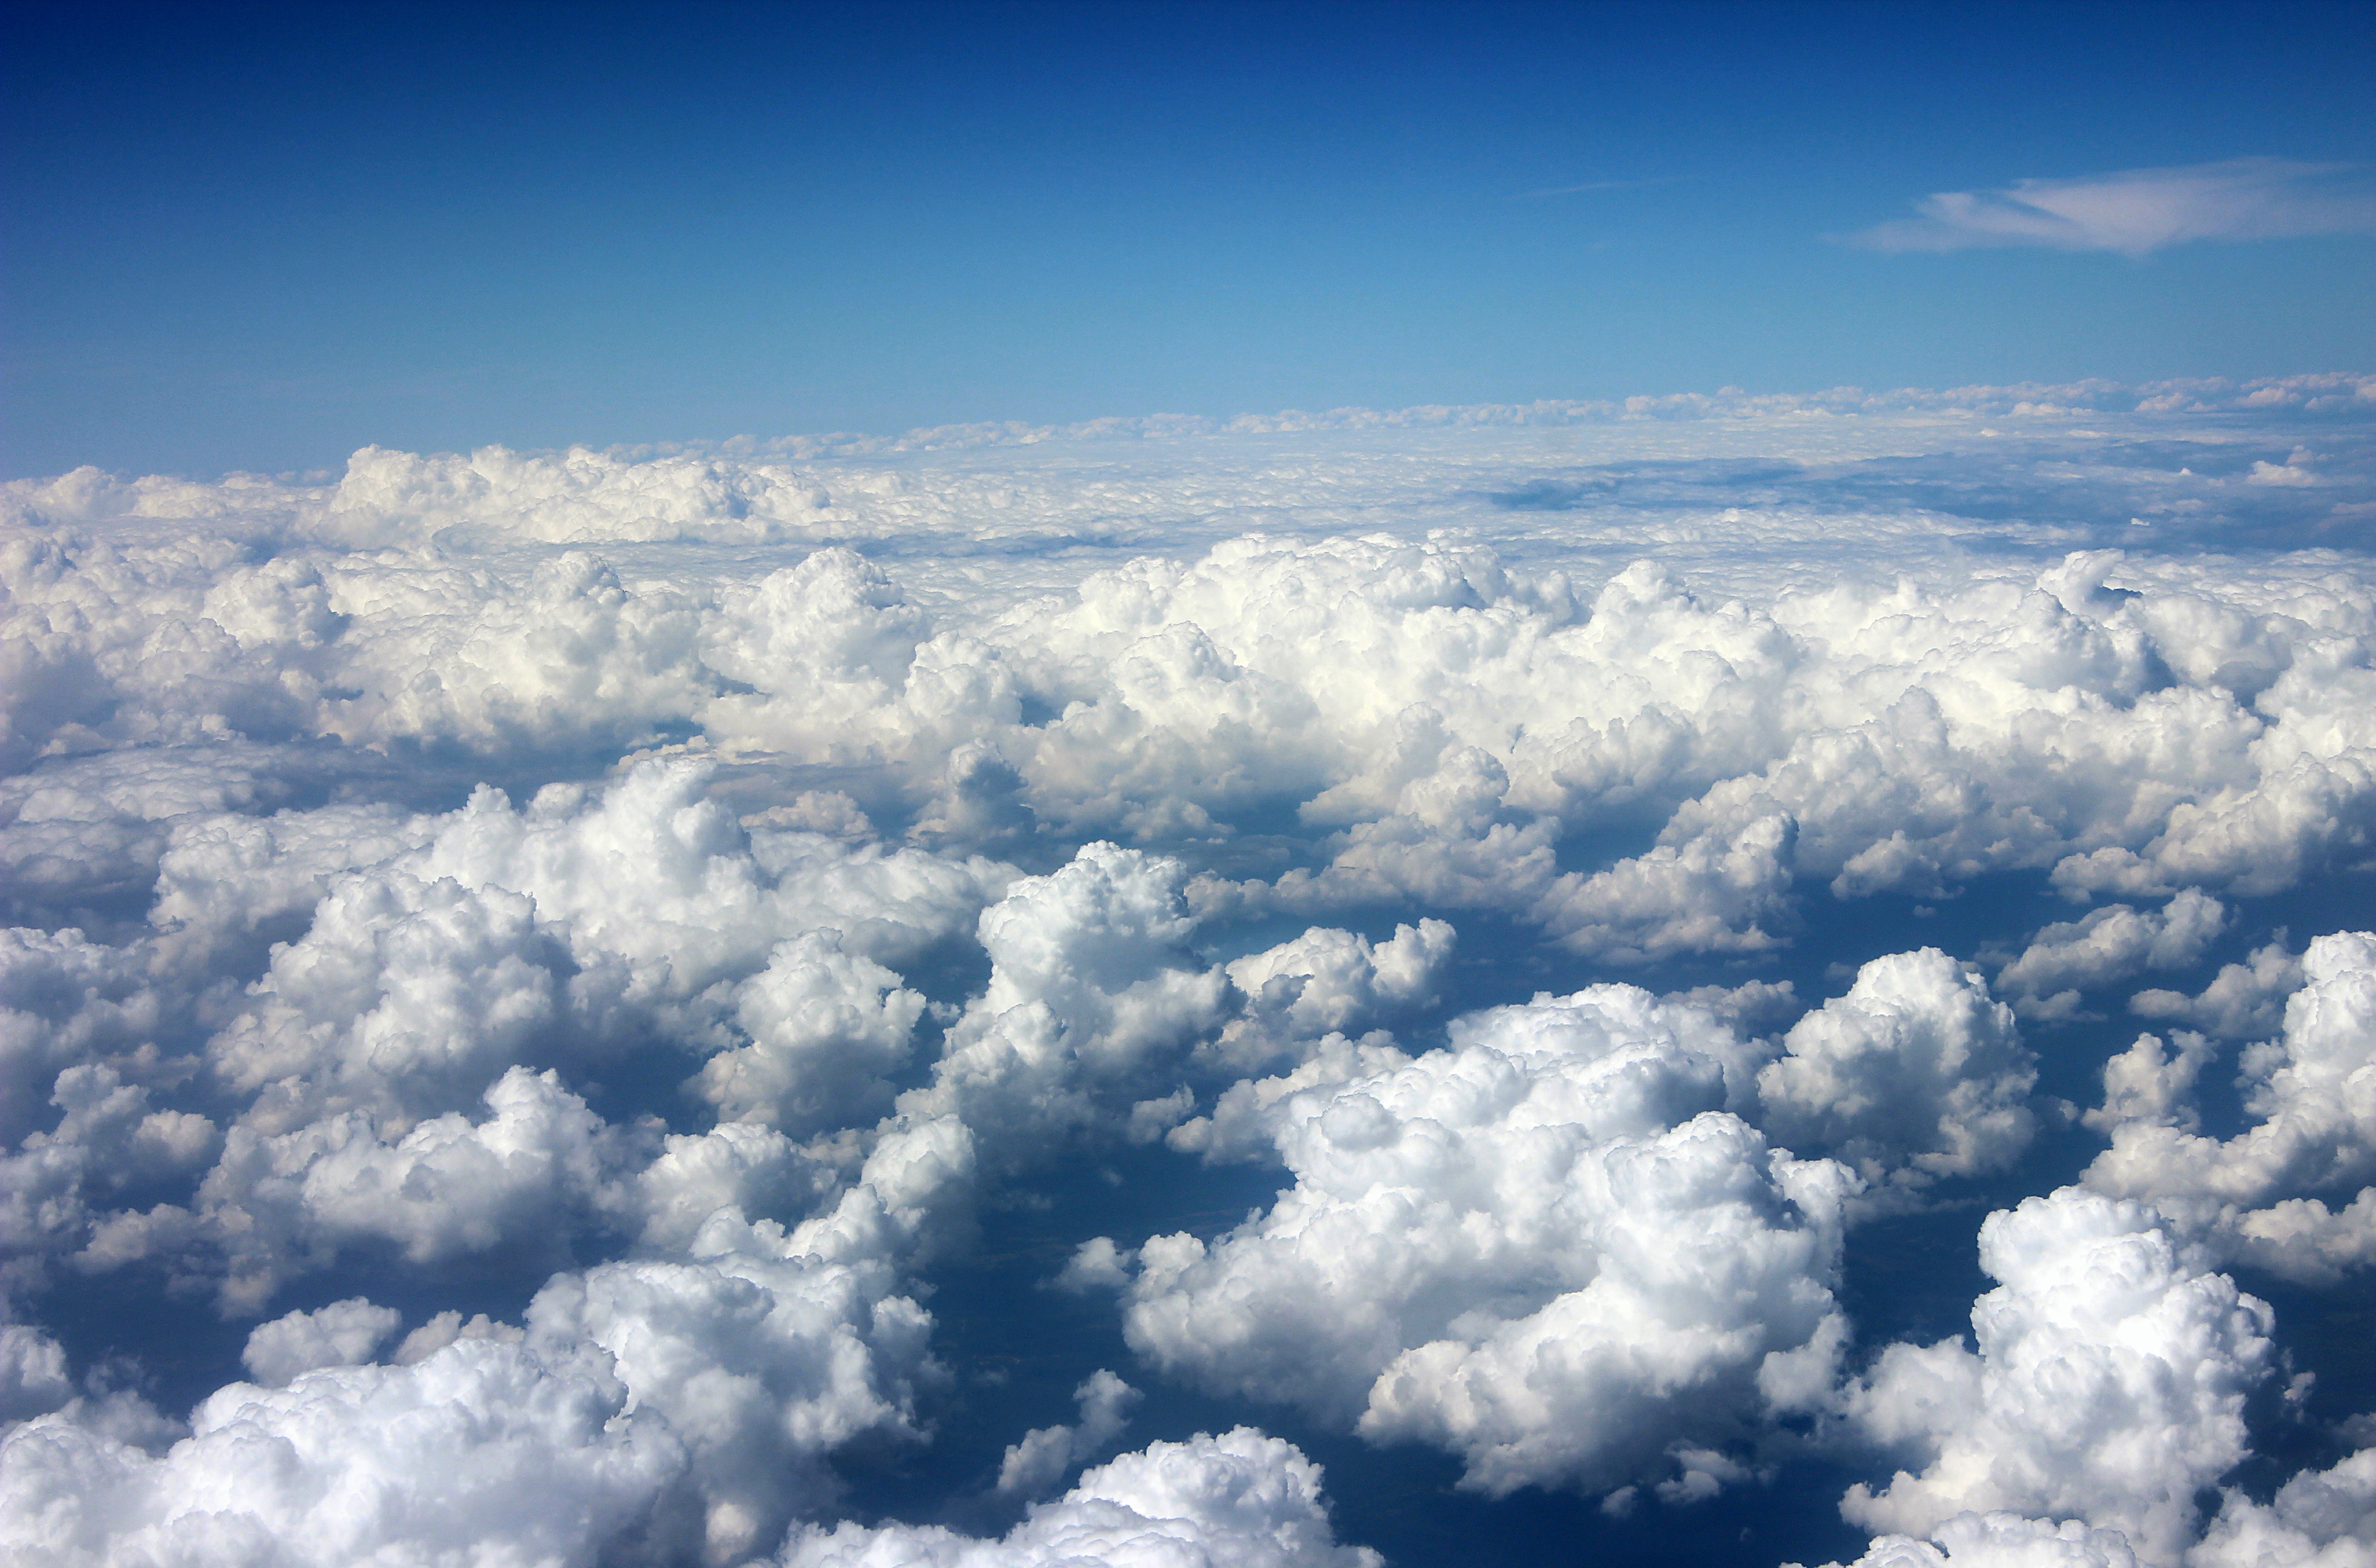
2129,939,2304,1042
0,1338,688,1568
1123,984,1851,1497
781,1427,1381,1568
1994,890,2226,1020
239,1297,401,1387
1800,1513,2148,1568
1850,159,2376,256
1840,1188,2273,1564
1757,948,2035,1194
899,842,1230,1157
2193,1442,2376,1568
996,1369,1141,1497
8,394,2376,1568
527,1244,937,1561
2083,930,2376,1282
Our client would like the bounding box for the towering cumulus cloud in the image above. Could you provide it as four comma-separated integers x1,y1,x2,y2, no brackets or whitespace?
4,378,2376,1568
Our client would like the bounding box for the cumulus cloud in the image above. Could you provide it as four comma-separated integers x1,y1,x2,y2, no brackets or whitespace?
1799,1513,2149,1568
1757,948,2035,1195
0,1338,689,1568
1123,984,1851,1497
1840,1188,2273,1563
239,1297,401,1387
1994,890,2226,1020
1851,159,2376,256
7,392,2376,1568
996,1369,1141,1497
2129,939,2305,1041
2193,1441,2376,1568
2083,931,2376,1282
781,1428,1380,1568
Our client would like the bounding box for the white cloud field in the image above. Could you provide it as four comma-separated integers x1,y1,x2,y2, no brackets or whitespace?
4,375,2376,1568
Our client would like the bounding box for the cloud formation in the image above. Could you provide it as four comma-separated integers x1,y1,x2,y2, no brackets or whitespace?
1851,159,2376,256
5,391,2375,1567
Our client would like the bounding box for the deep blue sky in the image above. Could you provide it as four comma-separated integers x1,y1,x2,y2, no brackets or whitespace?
6,0,2374,479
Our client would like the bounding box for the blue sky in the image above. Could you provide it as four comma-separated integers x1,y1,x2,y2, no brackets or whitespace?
6,0,2374,478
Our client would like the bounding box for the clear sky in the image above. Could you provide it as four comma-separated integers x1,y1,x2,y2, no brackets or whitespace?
6,0,2374,478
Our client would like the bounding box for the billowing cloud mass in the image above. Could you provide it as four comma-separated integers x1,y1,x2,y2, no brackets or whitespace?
1839,1188,2273,1563
1122,984,1852,1498
1851,159,2376,256
784,1428,1380,1568
2083,930,2376,1282
4,382,2376,1568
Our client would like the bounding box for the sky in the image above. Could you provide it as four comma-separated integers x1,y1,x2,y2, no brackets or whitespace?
9,9,2376,1568
6,0,2376,477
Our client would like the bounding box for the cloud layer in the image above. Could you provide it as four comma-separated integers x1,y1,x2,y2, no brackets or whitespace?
4,389,2375,1568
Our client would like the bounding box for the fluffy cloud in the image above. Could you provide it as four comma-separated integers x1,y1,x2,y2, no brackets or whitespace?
996,1369,1141,1497
1840,1188,2273,1564
1801,1513,2148,1568
240,1297,401,1387
527,1244,936,1562
1757,948,2034,1193
2193,1442,2376,1568
1994,890,2226,1020
899,842,1230,1156
781,1428,1380,1568
2083,931,2376,1282
1122,984,1851,1497
2129,939,2305,1041
0,1338,689,1568
8,395,2376,1568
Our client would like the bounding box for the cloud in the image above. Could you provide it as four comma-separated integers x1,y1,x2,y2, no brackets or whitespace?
2083,930,2376,1283
2193,1441,2376,1568
1850,159,2376,257
1994,889,2226,1020
1801,1513,2149,1568
0,1338,689,1568
996,1369,1141,1497
240,1297,401,1387
781,1428,1380,1568
1757,948,2035,1195
1840,1187,2272,1564
7,392,2376,1567
1122,983,1851,1498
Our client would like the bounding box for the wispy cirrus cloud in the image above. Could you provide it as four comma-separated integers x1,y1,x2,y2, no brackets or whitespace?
1849,157,2376,257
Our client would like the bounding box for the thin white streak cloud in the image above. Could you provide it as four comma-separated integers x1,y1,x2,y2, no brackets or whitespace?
1849,158,2376,257
1509,175,1687,200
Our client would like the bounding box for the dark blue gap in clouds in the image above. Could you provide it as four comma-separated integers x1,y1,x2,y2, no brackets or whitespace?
32,1241,560,1424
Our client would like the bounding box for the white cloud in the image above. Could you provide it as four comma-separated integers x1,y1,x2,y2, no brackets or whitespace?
2193,1442,2376,1568
1994,889,2226,1020
1123,984,1851,1497
780,1428,1381,1568
2083,930,2376,1283
7,393,2376,1568
239,1297,400,1387
0,1338,689,1568
1840,1188,2273,1563
1757,948,2035,1194
1800,1513,2148,1568
996,1369,1141,1497
2129,939,2304,1041
1851,159,2376,257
